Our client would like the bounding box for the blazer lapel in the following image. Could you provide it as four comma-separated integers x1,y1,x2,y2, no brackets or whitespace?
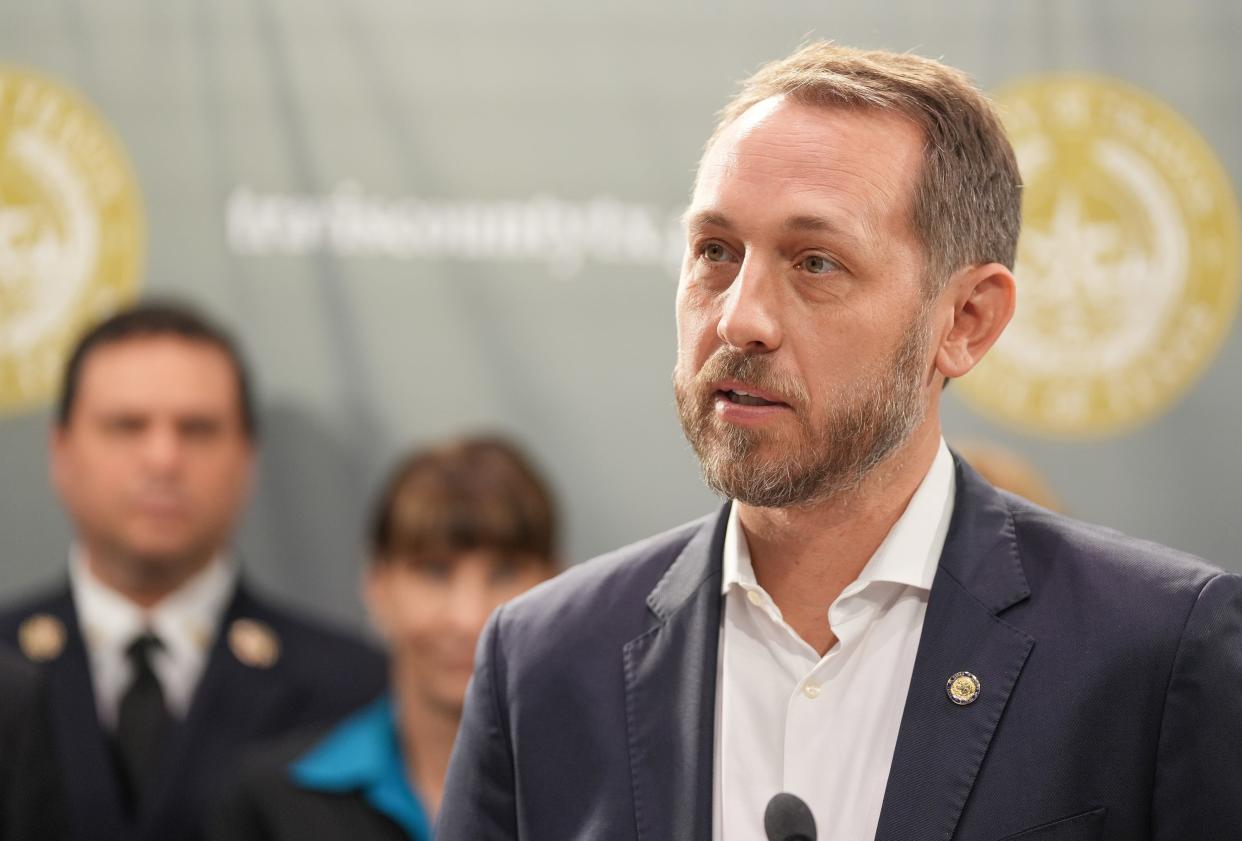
40,589,129,841
622,508,727,841
874,458,1035,841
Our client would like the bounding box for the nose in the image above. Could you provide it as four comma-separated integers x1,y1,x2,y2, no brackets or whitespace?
140,423,183,475
446,575,495,640
717,256,782,354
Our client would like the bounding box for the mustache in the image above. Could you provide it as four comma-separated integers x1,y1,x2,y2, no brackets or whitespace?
692,348,809,411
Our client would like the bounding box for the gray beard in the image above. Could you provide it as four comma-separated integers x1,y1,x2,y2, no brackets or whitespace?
674,313,930,509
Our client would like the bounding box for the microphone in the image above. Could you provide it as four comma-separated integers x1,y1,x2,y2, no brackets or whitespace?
764,792,817,841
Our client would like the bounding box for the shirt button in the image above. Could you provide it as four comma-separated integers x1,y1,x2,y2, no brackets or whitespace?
802,683,821,699
746,590,763,606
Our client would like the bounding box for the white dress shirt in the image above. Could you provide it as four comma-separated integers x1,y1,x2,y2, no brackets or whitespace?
713,439,956,841
70,547,237,729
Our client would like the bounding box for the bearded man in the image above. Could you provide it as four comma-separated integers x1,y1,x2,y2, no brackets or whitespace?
438,44,1242,841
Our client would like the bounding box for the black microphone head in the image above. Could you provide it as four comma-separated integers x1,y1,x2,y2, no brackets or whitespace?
764,792,817,841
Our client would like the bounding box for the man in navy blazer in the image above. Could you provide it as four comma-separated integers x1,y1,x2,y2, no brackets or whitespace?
438,42,1242,841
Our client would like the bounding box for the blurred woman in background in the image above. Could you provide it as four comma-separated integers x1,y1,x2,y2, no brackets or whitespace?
212,436,558,841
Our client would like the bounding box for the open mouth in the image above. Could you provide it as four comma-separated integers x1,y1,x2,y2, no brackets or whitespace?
712,380,790,410
719,388,781,407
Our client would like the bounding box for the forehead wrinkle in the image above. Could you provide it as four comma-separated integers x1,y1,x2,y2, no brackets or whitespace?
704,152,908,248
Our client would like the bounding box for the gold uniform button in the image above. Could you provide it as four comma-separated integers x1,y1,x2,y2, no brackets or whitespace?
802,683,822,700
18,614,66,662
228,618,281,669
746,590,764,607
947,671,981,706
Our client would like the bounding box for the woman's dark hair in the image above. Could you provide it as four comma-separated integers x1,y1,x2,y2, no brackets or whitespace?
368,436,557,567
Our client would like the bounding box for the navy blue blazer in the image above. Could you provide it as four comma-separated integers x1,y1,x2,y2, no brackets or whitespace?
438,458,1242,840
0,581,386,841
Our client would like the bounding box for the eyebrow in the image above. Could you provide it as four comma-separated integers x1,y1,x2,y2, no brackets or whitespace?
682,210,732,232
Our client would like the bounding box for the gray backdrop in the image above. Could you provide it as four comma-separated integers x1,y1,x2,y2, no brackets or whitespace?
2,0,1239,629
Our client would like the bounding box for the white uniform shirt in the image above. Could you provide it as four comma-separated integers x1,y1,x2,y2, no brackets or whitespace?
713,440,955,841
70,548,236,728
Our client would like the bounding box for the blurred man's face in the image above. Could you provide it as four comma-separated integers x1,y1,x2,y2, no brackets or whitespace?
674,97,936,507
51,336,254,592
366,549,549,716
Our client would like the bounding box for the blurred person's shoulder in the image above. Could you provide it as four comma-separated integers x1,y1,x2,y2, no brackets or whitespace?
231,583,387,706
0,581,74,652
208,716,409,841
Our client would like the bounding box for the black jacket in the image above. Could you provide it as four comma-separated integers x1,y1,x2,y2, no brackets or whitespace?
0,644,68,841
208,718,420,841
0,581,386,841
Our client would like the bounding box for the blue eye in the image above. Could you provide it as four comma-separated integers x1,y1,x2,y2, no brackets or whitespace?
801,254,836,274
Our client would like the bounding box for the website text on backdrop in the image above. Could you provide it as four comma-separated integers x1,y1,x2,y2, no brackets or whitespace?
436,43,1242,841
0,302,386,841
209,436,559,841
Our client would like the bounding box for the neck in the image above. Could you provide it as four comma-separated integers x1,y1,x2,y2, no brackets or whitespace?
82,546,213,609
737,420,942,655
391,660,461,819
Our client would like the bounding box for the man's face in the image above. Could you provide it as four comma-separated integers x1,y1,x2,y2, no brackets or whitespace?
674,97,937,507
51,336,254,581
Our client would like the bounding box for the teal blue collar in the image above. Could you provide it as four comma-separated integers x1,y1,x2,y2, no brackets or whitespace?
290,697,432,841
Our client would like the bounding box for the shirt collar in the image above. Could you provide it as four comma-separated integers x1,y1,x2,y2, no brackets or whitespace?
69,545,237,658
722,438,955,596
291,697,433,841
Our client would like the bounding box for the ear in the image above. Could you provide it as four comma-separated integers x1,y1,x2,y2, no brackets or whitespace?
934,262,1016,379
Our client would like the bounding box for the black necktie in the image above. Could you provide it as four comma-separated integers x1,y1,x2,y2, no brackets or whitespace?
113,632,171,814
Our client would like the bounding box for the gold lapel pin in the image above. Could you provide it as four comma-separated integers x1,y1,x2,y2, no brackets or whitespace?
946,671,981,706
228,618,281,669
18,614,66,662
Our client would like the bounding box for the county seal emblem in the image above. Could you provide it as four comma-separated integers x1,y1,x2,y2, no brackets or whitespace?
0,67,143,414
958,75,1240,437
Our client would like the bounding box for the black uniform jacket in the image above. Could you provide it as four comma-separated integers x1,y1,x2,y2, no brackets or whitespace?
207,706,427,841
0,580,386,841
0,644,68,841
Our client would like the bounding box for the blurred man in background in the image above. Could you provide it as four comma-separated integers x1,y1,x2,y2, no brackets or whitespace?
211,436,558,841
0,302,385,841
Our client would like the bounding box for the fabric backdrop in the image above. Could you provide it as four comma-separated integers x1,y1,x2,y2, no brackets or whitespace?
2,0,1239,628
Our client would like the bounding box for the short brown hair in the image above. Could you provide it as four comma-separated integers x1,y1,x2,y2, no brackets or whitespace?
58,300,258,437
708,42,1022,288
369,436,557,566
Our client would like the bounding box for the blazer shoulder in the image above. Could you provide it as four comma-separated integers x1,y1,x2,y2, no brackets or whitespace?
1005,492,1225,590
1002,493,1232,651
497,514,715,651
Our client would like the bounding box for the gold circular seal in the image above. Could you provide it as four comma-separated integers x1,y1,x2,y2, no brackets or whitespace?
228,618,281,669
958,75,1241,437
0,67,144,415
947,671,981,706
18,613,66,662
